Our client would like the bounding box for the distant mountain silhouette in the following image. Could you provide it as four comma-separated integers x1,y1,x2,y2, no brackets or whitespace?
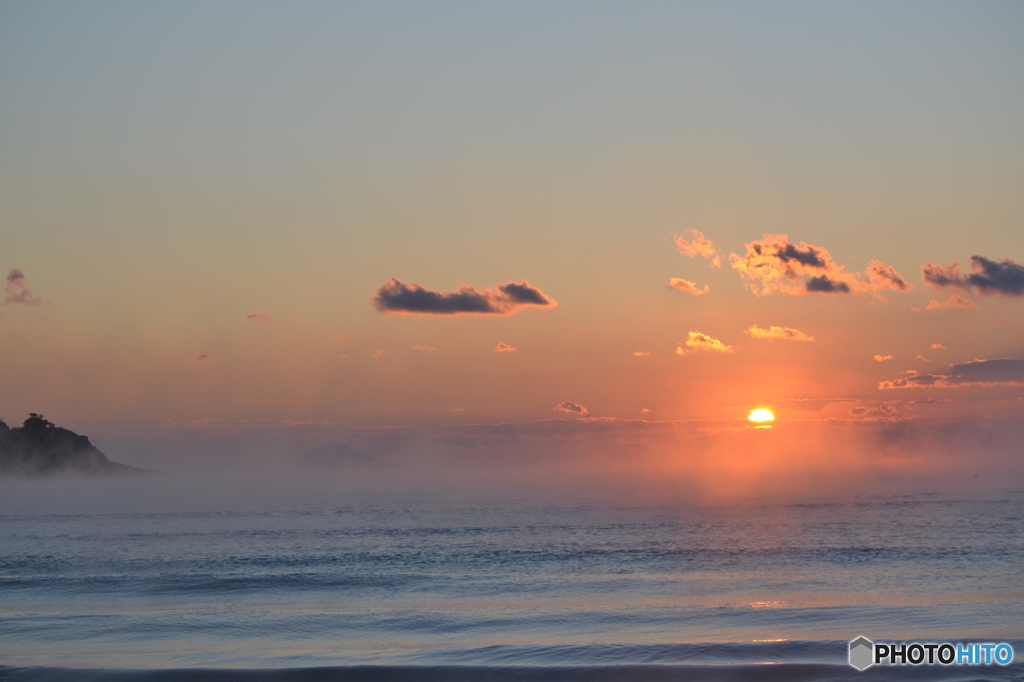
0,414,147,477
299,443,390,471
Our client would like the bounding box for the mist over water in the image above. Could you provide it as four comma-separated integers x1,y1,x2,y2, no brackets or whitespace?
2,463,1022,680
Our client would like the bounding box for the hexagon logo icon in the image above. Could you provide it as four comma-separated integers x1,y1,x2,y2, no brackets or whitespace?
849,636,874,670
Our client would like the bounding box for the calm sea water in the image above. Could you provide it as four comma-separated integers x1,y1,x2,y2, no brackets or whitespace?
1,492,1022,680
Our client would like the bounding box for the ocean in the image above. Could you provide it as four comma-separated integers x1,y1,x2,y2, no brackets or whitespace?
1,490,1022,681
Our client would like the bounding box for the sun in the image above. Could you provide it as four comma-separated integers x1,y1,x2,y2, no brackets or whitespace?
747,408,775,422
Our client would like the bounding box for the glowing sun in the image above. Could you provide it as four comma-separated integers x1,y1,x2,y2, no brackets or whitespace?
748,408,775,422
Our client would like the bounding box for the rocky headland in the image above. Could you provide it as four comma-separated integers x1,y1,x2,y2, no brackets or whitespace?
0,414,147,477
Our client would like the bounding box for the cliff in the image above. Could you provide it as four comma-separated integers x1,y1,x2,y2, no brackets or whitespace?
0,414,147,477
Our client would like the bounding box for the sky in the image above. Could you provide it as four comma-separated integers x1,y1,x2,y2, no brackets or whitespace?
2,1,1023,495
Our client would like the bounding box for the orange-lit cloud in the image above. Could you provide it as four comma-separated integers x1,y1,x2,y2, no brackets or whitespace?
916,355,934,362
246,313,272,322
641,408,650,413
411,345,436,351
494,342,517,353
931,343,946,350
633,351,650,357
744,325,814,342
667,277,710,295
922,256,1024,296
677,331,734,355
874,355,893,362
4,268,46,305
879,358,1024,389
371,349,384,359
554,401,588,416
373,278,557,315
674,230,721,268
729,234,910,298
926,295,977,309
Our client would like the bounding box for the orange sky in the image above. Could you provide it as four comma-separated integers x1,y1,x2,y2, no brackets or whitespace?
1,3,1023,489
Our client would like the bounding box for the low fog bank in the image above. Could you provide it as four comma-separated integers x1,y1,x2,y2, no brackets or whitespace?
2,414,1022,515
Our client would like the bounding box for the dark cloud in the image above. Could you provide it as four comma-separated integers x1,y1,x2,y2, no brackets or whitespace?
372,278,557,316
554,401,589,416
879,358,1024,390
4,268,45,305
805,275,850,293
246,313,272,322
921,256,1024,296
729,234,910,298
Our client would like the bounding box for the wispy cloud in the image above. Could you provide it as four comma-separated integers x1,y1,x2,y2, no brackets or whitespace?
922,256,1024,296
677,331,734,355
667,278,710,295
931,343,946,350
879,358,1024,389
554,401,589,416
729,234,910,298
926,295,977,309
744,325,814,342
411,345,437,351
633,351,650,357
371,349,384,359
246,313,272,322
675,230,721,268
4,268,46,305
373,278,557,316
494,342,517,353
195,354,212,362
874,355,893,362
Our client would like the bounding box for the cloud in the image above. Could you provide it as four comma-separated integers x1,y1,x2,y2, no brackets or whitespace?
554,401,589,416
874,355,893,362
246,313,272,322
371,349,384,359
926,295,977,309
195,354,212,362
633,351,650,357
411,345,436,351
4,268,46,305
729,234,910,298
494,342,517,353
916,355,934,362
675,230,721,268
744,325,814,342
373,278,557,316
850,403,900,418
677,331,734,355
641,408,651,413
879,358,1024,389
922,256,1024,296
667,278,710,295
931,343,946,350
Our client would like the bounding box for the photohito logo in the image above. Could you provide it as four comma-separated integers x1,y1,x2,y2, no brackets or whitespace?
848,637,1014,671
